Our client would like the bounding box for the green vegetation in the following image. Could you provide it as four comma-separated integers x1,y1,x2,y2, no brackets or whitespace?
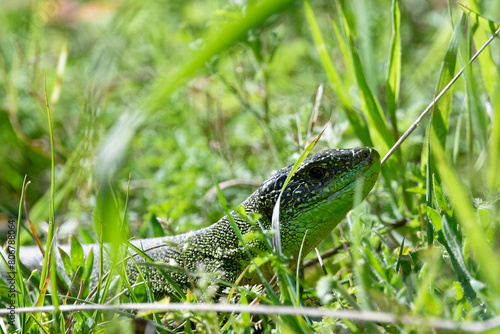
1,0,499,332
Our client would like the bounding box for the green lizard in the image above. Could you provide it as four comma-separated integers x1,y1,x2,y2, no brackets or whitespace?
9,147,380,300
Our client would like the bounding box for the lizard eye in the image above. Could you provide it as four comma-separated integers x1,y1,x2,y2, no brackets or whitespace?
308,167,326,180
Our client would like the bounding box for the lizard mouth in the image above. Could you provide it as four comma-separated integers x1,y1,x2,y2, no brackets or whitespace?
319,147,380,206
326,157,380,204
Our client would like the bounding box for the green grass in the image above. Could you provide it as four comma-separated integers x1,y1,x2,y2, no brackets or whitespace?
1,0,500,332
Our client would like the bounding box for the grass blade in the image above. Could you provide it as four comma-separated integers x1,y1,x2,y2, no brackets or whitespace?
459,3,500,102
489,91,500,190
386,0,401,141
304,0,372,146
431,14,464,148
271,126,326,255
440,215,482,312
381,23,500,165
337,4,393,155
431,128,500,297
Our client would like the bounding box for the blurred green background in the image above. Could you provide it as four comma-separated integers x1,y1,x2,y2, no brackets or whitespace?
2,0,500,332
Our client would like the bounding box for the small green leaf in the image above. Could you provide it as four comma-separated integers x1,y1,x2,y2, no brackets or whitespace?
453,281,464,301
70,235,85,273
427,206,442,232
58,247,73,277
240,293,250,326
84,248,94,286
432,175,450,216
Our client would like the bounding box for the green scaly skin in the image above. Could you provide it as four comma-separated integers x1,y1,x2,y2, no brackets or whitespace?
9,147,380,300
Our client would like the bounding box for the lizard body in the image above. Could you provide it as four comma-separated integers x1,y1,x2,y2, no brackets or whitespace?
7,147,380,300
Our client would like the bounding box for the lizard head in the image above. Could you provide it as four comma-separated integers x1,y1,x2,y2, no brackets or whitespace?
251,147,380,259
